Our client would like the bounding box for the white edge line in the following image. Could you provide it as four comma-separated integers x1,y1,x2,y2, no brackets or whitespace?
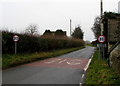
79,74,85,86
79,83,82,86
84,55,93,71
82,74,85,79
79,54,94,85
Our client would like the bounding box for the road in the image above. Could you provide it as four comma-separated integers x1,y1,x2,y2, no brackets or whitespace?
2,46,95,85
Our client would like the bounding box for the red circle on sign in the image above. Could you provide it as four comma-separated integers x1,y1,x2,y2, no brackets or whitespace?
13,35,19,42
98,35,106,43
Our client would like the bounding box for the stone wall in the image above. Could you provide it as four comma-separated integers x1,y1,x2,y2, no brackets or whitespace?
108,16,120,43
109,44,120,75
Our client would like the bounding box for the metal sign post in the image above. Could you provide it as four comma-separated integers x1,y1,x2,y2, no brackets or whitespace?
15,42,17,54
98,35,106,59
97,44,101,59
13,35,19,54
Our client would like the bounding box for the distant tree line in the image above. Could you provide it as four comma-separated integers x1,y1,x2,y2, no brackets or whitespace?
23,24,84,40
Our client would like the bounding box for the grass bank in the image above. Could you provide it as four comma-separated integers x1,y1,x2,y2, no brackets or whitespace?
85,44,96,47
85,50,120,85
2,47,84,69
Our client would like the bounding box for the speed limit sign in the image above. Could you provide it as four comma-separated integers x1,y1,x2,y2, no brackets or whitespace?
98,35,106,43
13,35,19,54
13,35,19,42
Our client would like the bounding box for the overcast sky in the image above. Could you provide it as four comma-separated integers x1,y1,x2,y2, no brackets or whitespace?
0,0,120,41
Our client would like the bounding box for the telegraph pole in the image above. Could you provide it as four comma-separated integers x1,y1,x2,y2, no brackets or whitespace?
100,0,103,35
100,0,107,60
99,0,104,59
70,19,72,36
100,0,103,18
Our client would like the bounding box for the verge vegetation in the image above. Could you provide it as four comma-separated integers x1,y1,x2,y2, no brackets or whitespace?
85,44,96,47
2,47,84,69
85,50,120,84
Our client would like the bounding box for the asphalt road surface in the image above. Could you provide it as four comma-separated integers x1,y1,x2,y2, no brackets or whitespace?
2,46,95,85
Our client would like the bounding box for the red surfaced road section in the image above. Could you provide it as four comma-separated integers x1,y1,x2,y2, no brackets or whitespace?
24,58,89,69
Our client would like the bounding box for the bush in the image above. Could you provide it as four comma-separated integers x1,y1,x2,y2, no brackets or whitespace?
2,31,85,54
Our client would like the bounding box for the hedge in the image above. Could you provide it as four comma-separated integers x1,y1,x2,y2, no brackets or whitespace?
2,31,85,54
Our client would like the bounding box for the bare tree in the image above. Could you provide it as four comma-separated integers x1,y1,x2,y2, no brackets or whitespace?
25,24,38,35
91,16,101,39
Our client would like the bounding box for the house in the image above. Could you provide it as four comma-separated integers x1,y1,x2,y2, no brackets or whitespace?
43,29,66,37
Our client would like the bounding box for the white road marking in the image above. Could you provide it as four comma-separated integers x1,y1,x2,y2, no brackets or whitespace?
79,83,82,86
45,58,82,65
82,74,84,79
67,59,81,65
79,53,95,85
79,74,85,86
58,59,67,63
44,59,62,64
84,55,93,71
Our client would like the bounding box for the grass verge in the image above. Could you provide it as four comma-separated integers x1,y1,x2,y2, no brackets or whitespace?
85,44,96,47
85,50,120,85
2,46,84,69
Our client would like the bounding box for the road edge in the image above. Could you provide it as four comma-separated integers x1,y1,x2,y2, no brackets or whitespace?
79,48,96,86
